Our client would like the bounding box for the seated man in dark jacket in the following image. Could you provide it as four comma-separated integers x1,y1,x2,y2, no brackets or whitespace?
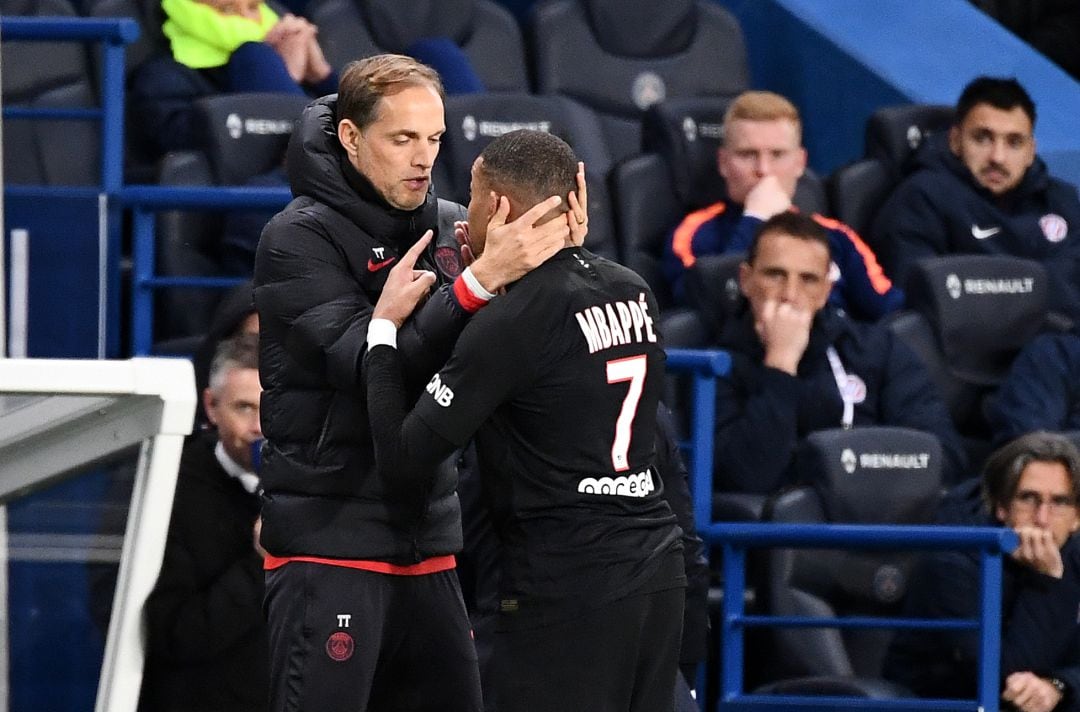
140,332,266,712
873,76,1080,324
989,330,1080,446
661,90,902,321
708,212,967,494
884,432,1080,711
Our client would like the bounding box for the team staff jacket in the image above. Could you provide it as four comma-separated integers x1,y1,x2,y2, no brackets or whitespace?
139,432,266,712
662,201,903,321
711,303,968,494
884,479,1080,708
253,94,473,563
874,133,1080,321
988,331,1080,446
365,248,685,628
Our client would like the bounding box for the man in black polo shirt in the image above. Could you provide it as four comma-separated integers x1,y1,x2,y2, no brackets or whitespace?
364,129,686,712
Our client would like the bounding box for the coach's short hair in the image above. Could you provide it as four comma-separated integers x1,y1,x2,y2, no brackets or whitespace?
337,54,444,130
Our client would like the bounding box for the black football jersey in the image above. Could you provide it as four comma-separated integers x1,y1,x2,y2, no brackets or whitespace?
412,247,683,625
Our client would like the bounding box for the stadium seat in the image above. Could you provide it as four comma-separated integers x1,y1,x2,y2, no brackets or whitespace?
829,103,953,248
306,0,529,92
613,96,826,310
754,426,942,694
153,92,306,342
529,0,749,163
436,92,620,261
891,254,1050,440
1,0,100,185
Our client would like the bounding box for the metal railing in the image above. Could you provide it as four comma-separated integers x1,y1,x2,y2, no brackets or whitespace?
665,352,1017,712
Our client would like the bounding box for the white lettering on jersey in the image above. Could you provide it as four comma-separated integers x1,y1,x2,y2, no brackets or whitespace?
425,373,455,407
575,292,657,354
577,468,655,498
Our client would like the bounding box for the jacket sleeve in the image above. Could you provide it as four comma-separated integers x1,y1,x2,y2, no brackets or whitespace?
825,220,906,321
363,344,461,507
988,333,1080,446
879,333,970,485
872,178,951,288
255,213,470,393
1000,539,1080,686
128,56,215,158
143,494,264,662
712,365,803,494
655,404,709,667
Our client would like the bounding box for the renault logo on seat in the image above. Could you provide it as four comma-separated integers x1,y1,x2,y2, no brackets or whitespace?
462,115,478,141
946,273,962,300
226,113,244,139
841,448,857,474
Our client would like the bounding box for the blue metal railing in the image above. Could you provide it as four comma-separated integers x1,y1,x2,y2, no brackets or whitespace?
1,17,139,192
119,186,292,355
664,353,1016,712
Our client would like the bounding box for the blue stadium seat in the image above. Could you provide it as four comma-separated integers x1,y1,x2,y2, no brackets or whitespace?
755,426,942,694
437,92,620,261
306,0,529,92
529,0,749,163
153,92,305,342
830,103,953,249
1,0,100,185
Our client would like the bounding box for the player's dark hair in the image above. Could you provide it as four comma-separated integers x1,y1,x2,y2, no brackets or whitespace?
981,431,1080,512
747,212,830,264
955,76,1036,127
478,129,577,215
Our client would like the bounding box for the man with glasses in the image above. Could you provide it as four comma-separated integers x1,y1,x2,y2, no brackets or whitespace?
884,432,1080,712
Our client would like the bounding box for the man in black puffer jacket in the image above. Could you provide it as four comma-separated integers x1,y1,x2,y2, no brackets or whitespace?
254,54,576,712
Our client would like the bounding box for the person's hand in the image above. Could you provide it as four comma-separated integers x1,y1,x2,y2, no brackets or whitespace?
265,14,312,82
1002,672,1063,712
743,175,792,220
454,220,475,266
372,231,437,328
469,195,568,292
756,299,813,375
302,27,332,85
253,516,268,559
567,161,588,246
1011,525,1065,578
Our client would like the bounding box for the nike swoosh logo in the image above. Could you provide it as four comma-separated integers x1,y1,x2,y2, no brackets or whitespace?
971,225,1001,240
367,257,396,272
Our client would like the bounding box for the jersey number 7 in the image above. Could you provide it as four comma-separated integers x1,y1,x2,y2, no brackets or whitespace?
606,354,647,471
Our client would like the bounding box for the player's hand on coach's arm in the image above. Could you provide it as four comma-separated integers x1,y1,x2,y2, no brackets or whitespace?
372,231,437,328
469,195,568,293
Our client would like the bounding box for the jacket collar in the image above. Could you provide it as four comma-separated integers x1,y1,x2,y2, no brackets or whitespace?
286,95,439,249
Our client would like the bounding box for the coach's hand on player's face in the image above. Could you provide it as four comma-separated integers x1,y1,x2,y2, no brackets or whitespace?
373,231,437,328
469,195,568,292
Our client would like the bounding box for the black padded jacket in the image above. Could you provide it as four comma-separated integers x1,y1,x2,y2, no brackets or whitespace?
254,94,470,563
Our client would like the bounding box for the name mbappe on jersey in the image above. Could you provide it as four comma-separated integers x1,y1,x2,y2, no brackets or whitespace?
574,292,658,354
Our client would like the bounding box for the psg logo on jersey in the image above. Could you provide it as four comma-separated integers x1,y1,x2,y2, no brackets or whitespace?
326,631,355,662
434,246,464,278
